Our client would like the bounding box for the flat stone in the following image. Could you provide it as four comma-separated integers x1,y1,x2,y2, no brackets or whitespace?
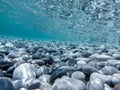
90,54,112,61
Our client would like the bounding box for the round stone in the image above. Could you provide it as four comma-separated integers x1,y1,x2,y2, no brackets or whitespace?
113,54,120,60
71,71,85,81
39,74,50,83
13,63,36,80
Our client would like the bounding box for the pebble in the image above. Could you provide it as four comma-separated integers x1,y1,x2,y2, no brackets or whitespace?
13,63,36,80
40,82,53,90
39,74,50,83
71,71,85,81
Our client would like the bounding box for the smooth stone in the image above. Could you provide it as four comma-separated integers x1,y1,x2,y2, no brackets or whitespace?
50,68,73,83
104,84,113,90
39,75,50,83
40,82,53,90
112,74,120,85
32,60,45,66
71,71,85,81
23,78,40,90
87,78,104,90
90,73,112,85
53,78,86,90
114,84,120,90
113,54,120,60
99,66,119,75
12,80,23,90
0,77,13,90
36,65,50,78
13,63,36,80
81,65,98,76
8,52,20,59
90,54,112,61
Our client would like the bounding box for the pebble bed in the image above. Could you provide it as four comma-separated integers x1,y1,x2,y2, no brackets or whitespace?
0,39,120,90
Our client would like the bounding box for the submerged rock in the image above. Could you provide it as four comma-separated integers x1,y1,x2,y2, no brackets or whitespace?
13,63,36,80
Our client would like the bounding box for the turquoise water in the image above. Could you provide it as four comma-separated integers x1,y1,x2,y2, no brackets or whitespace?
0,0,120,45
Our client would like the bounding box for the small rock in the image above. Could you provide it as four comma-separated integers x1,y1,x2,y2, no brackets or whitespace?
99,66,119,75
8,52,20,59
40,82,53,90
71,71,85,81
90,54,112,61
104,84,113,90
0,69,4,77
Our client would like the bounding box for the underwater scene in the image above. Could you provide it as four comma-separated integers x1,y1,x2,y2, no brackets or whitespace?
0,0,120,90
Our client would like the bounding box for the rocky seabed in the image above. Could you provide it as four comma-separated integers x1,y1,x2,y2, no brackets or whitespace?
1,39,120,90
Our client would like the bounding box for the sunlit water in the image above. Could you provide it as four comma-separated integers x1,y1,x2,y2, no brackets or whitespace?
0,0,120,45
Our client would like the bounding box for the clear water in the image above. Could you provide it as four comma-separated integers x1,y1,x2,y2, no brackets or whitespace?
0,0,120,45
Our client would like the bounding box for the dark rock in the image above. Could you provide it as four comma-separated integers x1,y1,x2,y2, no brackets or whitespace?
81,65,98,76
0,77,13,90
0,69,4,77
23,78,40,90
50,68,74,83
81,52,92,58
7,66,15,74
32,52,41,59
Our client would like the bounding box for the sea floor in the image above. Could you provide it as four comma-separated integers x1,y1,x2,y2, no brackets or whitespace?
0,38,120,90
